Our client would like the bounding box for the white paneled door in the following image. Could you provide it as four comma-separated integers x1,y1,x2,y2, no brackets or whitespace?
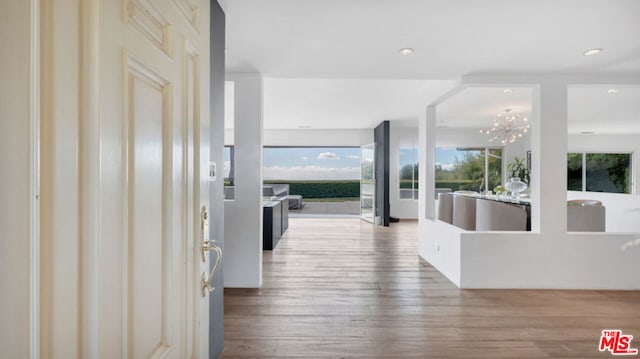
85,0,212,358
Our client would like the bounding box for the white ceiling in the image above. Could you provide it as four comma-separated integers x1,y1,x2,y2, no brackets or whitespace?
435,86,640,134
224,0,640,78
261,78,455,129
222,0,640,132
437,87,533,129
568,86,640,134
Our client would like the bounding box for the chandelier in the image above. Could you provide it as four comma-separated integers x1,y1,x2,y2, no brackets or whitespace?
480,108,529,144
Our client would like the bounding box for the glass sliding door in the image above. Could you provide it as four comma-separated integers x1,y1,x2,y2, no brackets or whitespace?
361,143,375,223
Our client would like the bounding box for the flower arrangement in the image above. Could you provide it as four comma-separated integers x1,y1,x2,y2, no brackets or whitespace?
493,185,506,195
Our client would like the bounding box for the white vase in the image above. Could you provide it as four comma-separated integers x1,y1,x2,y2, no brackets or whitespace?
505,177,528,198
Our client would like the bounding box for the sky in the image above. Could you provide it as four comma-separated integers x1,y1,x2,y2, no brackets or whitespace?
223,147,463,181
225,147,362,180
436,148,477,171
399,148,419,169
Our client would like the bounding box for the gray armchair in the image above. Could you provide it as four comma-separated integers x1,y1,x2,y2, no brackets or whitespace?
476,199,527,231
453,195,477,230
437,193,454,224
567,200,606,232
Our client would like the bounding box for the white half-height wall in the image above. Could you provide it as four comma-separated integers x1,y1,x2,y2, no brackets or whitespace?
419,75,640,290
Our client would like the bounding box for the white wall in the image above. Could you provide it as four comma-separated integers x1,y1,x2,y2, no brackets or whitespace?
0,1,36,357
390,122,419,219
223,73,264,288
227,129,372,147
419,77,640,290
418,220,462,286
458,230,639,289
263,129,372,147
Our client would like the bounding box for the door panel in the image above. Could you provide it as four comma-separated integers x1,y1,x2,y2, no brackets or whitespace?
93,0,211,358
126,60,172,358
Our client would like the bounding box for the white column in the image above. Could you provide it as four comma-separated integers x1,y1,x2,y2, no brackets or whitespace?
223,73,264,288
532,81,568,234
423,105,437,220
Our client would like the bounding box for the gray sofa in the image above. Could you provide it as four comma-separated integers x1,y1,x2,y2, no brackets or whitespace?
263,184,289,198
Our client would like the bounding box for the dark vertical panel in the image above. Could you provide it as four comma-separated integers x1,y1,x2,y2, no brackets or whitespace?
209,1,225,358
374,121,390,226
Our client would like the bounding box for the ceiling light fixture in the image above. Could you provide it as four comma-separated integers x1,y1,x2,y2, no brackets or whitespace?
580,131,595,135
480,108,529,145
398,48,414,56
607,89,619,94
583,48,603,56
503,89,513,94
298,125,312,129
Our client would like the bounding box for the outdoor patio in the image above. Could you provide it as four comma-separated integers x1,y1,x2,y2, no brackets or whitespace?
289,200,360,216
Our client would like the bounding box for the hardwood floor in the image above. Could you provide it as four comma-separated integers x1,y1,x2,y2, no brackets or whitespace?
221,218,640,358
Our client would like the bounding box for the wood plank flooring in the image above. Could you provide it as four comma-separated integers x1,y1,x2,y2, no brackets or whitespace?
221,218,640,358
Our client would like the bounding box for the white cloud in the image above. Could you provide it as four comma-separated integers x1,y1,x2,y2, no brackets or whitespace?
346,155,360,160
263,165,360,180
436,162,455,171
301,156,309,161
317,152,339,160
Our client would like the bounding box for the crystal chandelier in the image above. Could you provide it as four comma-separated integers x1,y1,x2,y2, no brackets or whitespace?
480,108,529,144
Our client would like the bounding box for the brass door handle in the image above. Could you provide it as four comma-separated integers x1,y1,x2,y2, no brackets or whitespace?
201,241,222,297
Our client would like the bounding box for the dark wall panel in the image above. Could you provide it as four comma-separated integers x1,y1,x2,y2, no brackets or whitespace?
374,121,390,226
209,1,225,358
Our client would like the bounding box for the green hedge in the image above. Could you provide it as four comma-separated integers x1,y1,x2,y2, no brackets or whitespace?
399,179,419,189
264,180,360,199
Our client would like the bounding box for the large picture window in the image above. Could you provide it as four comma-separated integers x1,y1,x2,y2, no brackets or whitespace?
568,152,632,194
399,148,419,199
435,147,502,193
262,147,361,215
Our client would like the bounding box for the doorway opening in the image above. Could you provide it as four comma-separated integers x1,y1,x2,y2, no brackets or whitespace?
262,146,361,216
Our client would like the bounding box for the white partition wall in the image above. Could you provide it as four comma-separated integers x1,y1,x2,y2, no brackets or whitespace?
419,74,640,289
223,73,264,288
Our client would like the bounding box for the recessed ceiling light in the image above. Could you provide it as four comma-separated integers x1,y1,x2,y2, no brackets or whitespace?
583,48,603,56
399,48,414,56
580,131,595,135
503,89,513,94
607,89,619,94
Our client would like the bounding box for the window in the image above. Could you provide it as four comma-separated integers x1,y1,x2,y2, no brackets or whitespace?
568,153,632,194
224,146,235,200
399,148,419,199
224,146,234,186
435,147,502,193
